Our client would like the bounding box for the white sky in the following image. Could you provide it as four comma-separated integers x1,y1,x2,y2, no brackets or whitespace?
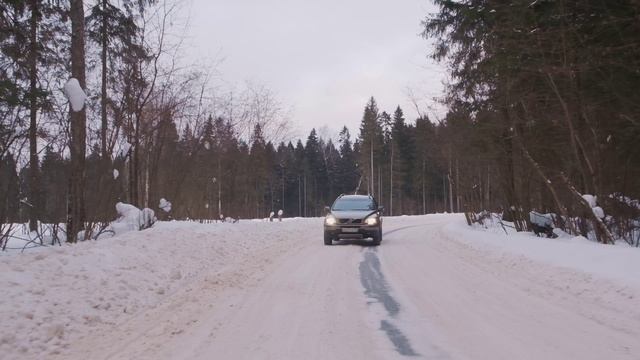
184,0,446,140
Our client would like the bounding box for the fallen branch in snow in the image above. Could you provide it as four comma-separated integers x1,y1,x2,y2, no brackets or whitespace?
21,237,48,253
492,213,511,235
0,231,51,251
464,210,511,235
0,223,17,251
48,223,63,246
510,112,575,235
560,173,614,244
464,211,491,227
15,223,48,252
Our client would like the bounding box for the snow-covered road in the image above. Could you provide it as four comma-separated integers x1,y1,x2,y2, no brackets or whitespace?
3,215,640,359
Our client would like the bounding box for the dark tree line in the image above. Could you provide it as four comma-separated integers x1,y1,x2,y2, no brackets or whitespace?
0,0,460,236
421,0,640,243
2,84,466,231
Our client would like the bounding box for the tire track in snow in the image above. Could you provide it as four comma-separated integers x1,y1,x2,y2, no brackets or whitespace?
359,223,452,358
359,244,419,357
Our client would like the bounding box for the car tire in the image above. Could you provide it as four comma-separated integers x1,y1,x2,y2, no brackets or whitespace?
372,229,382,246
324,232,333,246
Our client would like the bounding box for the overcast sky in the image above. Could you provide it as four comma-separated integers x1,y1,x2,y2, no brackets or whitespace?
184,0,446,140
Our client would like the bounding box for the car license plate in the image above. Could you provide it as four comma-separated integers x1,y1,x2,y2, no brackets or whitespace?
342,228,358,233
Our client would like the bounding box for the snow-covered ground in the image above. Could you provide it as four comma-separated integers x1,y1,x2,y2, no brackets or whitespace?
0,219,315,359
1,214,639,359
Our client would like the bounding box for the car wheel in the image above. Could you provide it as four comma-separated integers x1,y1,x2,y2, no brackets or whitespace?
324,232,333,246
372,229,382,246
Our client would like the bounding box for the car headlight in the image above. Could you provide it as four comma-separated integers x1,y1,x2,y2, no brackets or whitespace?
365,216,378,226
325,215,337,226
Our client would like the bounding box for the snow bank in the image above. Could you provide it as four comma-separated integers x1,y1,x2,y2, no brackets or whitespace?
63,78,86,112
0,218,319,359
446,215,640,287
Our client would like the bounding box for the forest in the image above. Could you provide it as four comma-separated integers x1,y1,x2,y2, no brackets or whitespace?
421,0,640,244
1,0,639,245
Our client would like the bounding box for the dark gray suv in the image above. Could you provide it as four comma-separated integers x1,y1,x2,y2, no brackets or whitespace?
323,194,383,246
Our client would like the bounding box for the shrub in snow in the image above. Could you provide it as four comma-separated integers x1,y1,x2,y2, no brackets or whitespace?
529,211,557,238
609,193,640,210
529,211,553,228
606,193,640,246
63,78,87,112
112,202,156,234
112,203,140,234
141,208,155,229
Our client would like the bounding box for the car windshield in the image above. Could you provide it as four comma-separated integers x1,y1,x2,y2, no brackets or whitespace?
332,198,375,211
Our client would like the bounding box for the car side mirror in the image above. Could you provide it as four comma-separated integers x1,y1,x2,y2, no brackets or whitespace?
378,206,384,213
324,206,331,213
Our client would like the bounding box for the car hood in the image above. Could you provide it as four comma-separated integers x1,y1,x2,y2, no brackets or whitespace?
330,210,376,219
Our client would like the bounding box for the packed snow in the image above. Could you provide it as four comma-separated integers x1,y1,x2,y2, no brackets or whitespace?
452,215,640,287
0,218,318,359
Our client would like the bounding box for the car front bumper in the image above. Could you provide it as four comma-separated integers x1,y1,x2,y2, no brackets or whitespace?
324,224,380,239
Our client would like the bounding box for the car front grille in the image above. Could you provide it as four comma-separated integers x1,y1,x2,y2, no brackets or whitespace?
338,218,362,224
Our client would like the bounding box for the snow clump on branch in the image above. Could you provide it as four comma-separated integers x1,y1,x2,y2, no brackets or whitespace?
63,78,87,112
159,198,172,213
